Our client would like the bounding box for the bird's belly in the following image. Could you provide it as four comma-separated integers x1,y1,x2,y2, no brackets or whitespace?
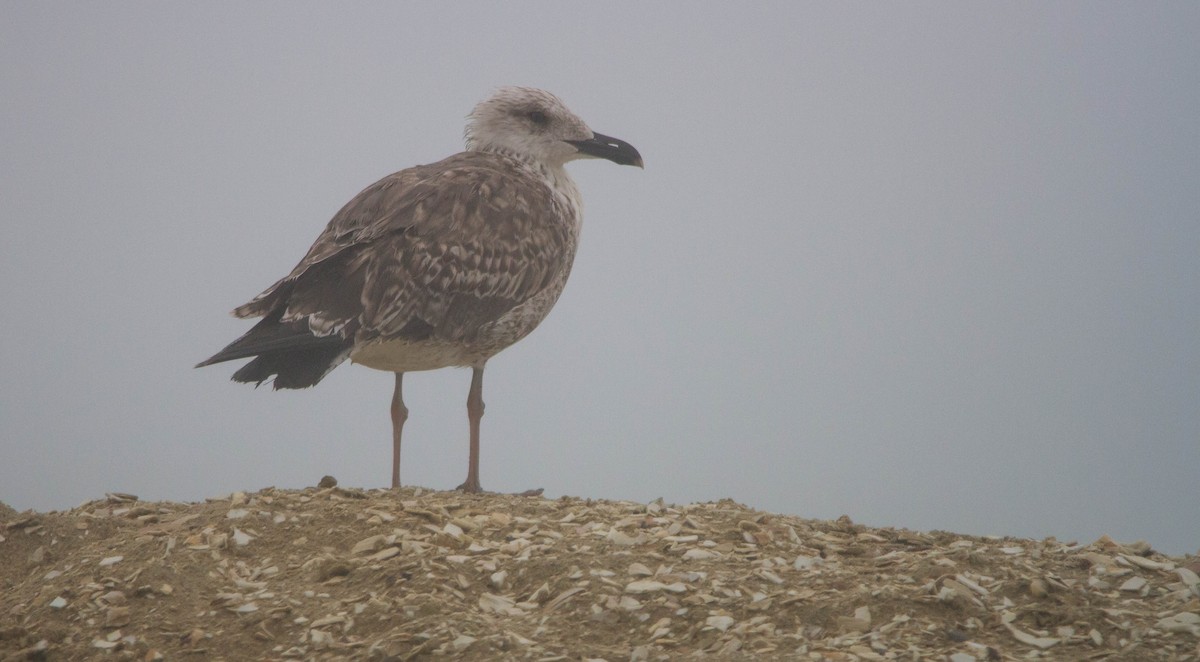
350,280,568,373
349,339,485,372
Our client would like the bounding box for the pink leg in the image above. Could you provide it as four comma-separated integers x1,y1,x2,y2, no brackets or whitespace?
389,372,407,489
457,366,485,493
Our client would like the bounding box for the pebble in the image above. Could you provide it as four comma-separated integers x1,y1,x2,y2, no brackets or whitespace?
98,555,123,567
793,555,822,570
309,628,332,649
837,616,870,633
48,596,67,609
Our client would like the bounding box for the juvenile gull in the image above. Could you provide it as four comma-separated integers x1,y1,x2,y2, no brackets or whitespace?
197,87,642,492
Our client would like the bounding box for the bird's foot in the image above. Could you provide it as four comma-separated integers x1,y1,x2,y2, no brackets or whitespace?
456,478,483,493
453,481,543,497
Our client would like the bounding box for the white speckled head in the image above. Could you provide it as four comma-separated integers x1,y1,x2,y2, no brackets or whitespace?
465,87,595,168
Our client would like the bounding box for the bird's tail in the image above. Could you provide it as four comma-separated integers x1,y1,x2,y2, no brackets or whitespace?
196,312,352,390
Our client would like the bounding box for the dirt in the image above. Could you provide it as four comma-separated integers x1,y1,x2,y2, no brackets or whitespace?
1,483,1197,661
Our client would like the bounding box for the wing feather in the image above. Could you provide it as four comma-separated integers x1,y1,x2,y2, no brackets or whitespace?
230,151,575,348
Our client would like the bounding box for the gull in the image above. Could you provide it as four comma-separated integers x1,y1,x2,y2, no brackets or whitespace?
197,87,642,492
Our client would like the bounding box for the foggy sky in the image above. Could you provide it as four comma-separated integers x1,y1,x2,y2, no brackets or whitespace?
2,3,1197,554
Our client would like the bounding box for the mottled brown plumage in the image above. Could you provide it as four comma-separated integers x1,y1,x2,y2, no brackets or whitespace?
198,87,642,492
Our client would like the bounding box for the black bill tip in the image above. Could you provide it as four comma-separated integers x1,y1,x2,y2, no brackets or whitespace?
566,132,643,168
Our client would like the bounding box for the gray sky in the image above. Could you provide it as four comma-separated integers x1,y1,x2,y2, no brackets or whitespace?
2,3,1198,554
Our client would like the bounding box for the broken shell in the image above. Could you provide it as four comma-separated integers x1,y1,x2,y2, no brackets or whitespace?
351,534,387,555
1118,576,1147,592
1004,623,1059,649
232,528,253,546
490,570,508,589
478,593,524,615
706,615,735,632
625,580,687,594
2,485,1193,660
104,607,131,627
628,562,653,577
606,529,639,546
1156,612,1200,636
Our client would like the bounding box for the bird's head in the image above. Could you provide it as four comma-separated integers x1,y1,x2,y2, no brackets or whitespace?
465,86,642,169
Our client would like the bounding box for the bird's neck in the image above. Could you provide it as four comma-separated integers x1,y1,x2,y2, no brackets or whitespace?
479,146,583,223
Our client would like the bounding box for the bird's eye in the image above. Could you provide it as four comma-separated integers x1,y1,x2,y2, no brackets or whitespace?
528,110,548,125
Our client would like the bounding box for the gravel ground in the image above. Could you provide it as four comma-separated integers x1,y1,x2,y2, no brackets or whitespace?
2,483,1197,661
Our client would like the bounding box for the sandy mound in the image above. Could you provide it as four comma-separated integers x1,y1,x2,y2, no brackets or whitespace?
1,485,1197,661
